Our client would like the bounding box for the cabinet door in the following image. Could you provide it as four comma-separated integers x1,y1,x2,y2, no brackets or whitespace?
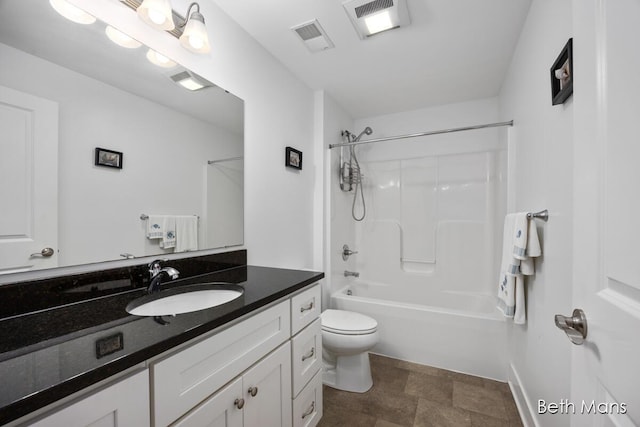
29,370,149,427
171,377,243,427
243,342,292,427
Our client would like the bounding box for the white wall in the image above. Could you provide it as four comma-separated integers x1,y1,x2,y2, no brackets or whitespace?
0,0,318,283
498,0,574,425
316,91,355,308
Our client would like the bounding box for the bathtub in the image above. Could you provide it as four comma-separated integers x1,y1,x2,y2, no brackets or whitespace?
331,281,507,381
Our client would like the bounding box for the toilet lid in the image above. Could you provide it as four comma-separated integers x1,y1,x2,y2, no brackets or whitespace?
321,309,377,335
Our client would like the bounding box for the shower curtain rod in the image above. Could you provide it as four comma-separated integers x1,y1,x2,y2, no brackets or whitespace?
328,120,514,149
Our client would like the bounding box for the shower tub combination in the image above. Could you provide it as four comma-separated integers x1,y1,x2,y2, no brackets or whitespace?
330,123,509,381
331,280,506,380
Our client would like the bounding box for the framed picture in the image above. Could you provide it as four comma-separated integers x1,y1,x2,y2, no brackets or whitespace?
95,147,123,169
285,146,302,170
550,38,573,105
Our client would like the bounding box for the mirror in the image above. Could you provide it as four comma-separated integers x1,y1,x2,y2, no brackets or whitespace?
0,0,244,273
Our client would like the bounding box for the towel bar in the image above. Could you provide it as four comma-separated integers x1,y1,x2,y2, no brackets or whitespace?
527,209,549,222
140,214,199,220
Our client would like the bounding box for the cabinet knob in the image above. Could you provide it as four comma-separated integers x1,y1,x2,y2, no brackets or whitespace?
248,386,258,397
234,398,245,409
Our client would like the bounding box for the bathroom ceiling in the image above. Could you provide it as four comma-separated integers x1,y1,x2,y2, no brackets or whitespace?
211,0,532,118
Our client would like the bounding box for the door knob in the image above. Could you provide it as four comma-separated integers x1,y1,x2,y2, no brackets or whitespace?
248,386,258,397
554,308,587,345
234,398,245,409
30,247,54,258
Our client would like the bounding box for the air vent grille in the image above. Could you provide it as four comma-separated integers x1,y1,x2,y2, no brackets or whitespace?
354,0,394,18
291,19,334,53
294,23,323,41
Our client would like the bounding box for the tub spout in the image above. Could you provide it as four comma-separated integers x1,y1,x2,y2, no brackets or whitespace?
344,270,360,278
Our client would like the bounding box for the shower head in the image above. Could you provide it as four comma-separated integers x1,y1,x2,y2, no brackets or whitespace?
353,126,373,142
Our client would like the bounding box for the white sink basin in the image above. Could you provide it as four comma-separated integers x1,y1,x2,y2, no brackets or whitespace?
126,283,244,317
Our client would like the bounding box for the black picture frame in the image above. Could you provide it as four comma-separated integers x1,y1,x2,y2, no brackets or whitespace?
550,38,573,105
95,147,123,169
285,146,302,170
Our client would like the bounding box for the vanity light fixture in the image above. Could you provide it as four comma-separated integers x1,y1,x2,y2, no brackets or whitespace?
49,0,96,25
105,25,142,49
121,0,211,54
146,48,177,68
178,3,211,54
169,70,214,91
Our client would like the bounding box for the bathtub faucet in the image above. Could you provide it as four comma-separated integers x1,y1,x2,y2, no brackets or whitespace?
344,270,360,278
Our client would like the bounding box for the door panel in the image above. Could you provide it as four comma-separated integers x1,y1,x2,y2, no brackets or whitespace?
572,0,640,425
0,85,58,273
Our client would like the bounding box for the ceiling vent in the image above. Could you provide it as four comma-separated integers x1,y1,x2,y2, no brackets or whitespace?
291,19,335,53
343,0,410,39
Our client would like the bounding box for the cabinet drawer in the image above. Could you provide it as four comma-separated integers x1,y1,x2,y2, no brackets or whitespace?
291,318,322,397
290,284,321,335
153,301,290,427
292,369,323,427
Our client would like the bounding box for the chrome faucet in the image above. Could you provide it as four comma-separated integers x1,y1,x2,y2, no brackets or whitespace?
147,259,180,293
344,270,360,278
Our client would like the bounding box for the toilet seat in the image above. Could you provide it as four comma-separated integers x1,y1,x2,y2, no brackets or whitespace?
321,309,377,335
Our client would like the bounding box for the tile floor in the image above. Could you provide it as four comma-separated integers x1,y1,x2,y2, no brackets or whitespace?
318,353,524,427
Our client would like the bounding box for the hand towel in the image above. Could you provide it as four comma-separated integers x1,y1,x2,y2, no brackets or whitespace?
146,215,164,239
160,216,176,249
175,215,198,253
512,213,529,260
497,213,542,324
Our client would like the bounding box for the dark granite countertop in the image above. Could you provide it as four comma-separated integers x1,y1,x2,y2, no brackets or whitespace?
0,251,323,425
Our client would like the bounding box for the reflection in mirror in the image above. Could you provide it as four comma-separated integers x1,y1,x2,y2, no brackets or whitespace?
0,0,244,274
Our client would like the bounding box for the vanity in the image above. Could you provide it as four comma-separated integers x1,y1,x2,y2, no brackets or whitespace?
0,250,324,427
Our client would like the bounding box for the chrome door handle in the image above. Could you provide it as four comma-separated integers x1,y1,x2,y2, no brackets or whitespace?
30,247,54,257
554,308,587,345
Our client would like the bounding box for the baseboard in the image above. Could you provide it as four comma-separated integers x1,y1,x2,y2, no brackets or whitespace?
508,363,539,427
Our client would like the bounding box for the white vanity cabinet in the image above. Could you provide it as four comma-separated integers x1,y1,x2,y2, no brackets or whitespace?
289,285,323,427
152,301,291,427
27,369,150,427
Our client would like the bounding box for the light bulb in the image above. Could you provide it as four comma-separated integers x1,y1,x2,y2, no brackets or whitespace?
105,26,142,49
49,0,96,25
146,49,176,68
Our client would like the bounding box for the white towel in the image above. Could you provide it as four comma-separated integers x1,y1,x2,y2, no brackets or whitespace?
146,215,164,239
497,213,542,324
160,216,176,249
175,216,198,253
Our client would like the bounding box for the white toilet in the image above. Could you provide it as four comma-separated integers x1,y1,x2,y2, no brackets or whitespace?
321,309,379,393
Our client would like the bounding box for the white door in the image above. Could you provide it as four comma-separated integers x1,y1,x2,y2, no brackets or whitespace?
571,0,640,425
243,342,292,427
0,85,58,273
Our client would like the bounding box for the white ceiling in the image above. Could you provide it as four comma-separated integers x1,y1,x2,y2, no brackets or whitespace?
212,0,532,119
